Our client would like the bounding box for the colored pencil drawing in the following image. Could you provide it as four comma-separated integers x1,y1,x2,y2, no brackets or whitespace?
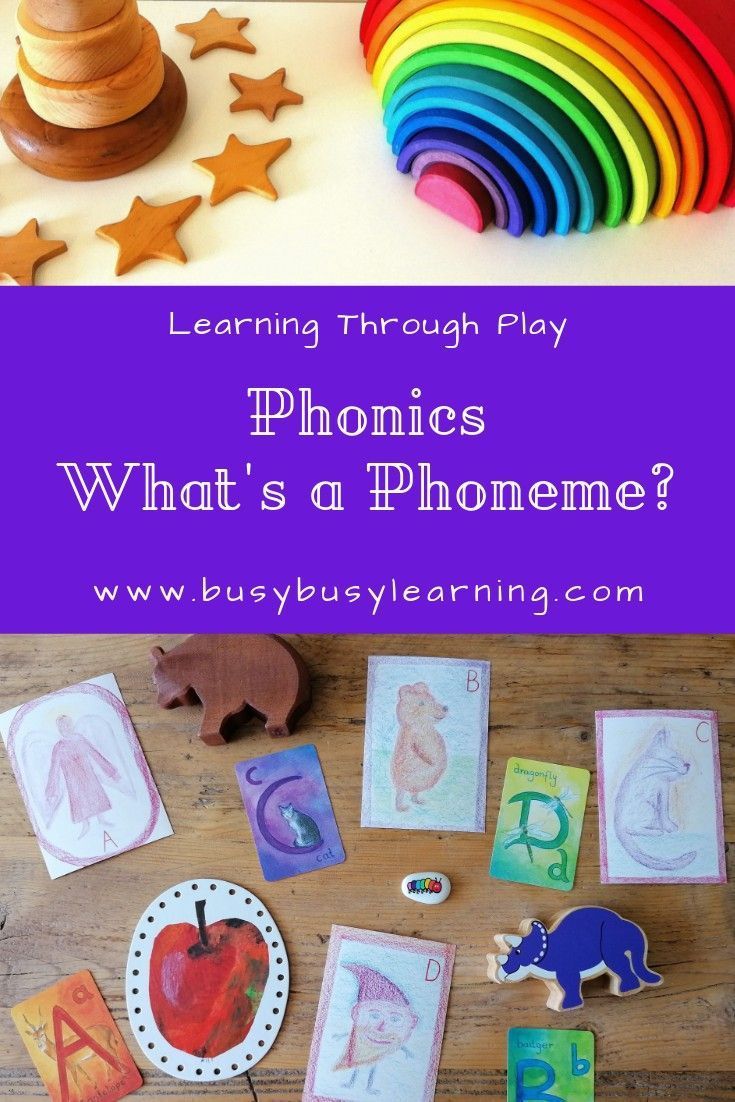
596,710,726,884
12,971,142,1102
0,674,172,878
236,744,345,881
490,759,589,891
362,656,490,832
304,926,454,1102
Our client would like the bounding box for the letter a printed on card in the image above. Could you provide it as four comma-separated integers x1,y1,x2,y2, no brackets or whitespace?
12,970,142,1102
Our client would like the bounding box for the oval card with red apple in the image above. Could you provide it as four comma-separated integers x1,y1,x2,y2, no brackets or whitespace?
125,879,289,1081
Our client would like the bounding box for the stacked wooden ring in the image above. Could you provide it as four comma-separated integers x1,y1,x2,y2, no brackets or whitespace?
360,0,735,236
16,0,163,128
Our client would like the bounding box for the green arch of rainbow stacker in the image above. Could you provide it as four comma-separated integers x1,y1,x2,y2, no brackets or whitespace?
373,17,660,224
382,45,632,226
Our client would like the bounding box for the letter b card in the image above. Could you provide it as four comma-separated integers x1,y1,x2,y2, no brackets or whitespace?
508,1028,594,1102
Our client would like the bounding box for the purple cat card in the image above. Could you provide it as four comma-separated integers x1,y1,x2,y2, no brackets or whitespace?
596,710,726,884
236,744,346,881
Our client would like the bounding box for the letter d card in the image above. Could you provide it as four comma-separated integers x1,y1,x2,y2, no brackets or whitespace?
12,970,142,1102
508,1028,594,1102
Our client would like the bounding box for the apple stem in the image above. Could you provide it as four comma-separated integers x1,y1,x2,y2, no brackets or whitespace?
195,899,209,949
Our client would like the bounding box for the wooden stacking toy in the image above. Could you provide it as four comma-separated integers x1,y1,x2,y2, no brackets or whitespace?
487,905,662,1010
359,0,735,235
0,0,186,179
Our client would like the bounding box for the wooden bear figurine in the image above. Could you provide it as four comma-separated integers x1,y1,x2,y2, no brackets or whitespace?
150,634,311,746
487,906,662,1011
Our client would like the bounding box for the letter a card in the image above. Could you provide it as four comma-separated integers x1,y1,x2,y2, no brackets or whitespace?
507,1028,594,1102
596,710,726,883
361,655,490,832
12,970,142,1102
489,758,590,891
235,743,345,881
304,925,455,1102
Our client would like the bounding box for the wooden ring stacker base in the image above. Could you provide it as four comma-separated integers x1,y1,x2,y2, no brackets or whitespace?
22,0,126,33
17,0,143,82
0,54,186,180
17,17,163,129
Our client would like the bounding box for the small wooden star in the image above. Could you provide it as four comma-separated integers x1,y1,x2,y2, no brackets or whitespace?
176,8,255,59
0,219,67,286
194,134,291,205
96,195,202,276
229,68,303,120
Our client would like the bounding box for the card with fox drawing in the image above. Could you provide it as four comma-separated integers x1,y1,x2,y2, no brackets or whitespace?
596,710,726,883
12,970,141,1102
235,743,345,881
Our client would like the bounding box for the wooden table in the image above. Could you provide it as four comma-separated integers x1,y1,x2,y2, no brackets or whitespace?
0,634,733,1101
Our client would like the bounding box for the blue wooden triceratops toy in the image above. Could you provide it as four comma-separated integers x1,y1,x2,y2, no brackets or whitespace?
487,906,662,1011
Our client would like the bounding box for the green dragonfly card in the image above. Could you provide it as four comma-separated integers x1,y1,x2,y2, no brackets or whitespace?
507,1028,595,1102
489,758,590,891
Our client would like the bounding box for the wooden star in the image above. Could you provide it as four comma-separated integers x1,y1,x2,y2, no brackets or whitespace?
96,195,202,276
194,134,291,205
0,219,67,286
176,8,255,59
229,68,303,120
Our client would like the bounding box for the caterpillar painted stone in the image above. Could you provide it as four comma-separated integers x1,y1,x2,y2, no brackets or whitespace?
487,906,662,1011
401,871,451,904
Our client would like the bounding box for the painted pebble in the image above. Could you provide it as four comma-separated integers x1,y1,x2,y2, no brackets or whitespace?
401,872,451,904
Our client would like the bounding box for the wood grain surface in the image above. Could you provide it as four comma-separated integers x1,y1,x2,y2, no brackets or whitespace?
0,634,733,1101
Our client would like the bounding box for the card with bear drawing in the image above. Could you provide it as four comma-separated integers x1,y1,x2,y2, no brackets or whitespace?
361,656,490,832
596,710,726,883
235,744,345,880
489,757,590,891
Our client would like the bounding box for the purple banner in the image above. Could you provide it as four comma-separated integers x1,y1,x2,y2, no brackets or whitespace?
1,286,731,632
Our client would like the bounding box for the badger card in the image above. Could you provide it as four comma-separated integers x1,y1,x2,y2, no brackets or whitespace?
12,970,142,1102
489,758,590,891
596,709,726,883
507,1028,594,1102
0,673,172,879
303,925,455,1102
361,656,490,832
235,744,345,881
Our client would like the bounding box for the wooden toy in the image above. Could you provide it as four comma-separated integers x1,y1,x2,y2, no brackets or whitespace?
96,195,202,276
411,149,510,227
16,0,143,82
150,634,312,746
0,0,186,179
0,218,66,285
24,0,125,32
176,8,255,59
358,0,735,235
487,905,662,1011
194,134,292,205
400,871,452,904
229,68,303,120
415,162,493,230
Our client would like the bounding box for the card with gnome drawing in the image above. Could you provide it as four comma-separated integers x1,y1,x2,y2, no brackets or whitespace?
361,656,490,832
596,709,726,884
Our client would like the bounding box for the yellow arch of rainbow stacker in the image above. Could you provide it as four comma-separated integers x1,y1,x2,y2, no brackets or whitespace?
371,1,681,221
367,0,702,213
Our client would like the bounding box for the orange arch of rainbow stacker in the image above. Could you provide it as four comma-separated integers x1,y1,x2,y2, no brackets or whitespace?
374,18,660,223
369,0,685,219
367,0,703,213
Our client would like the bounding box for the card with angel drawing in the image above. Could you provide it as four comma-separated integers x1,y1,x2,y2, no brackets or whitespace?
361,655,490,832
596,709,726,884
0,673,172,879
304,926,455,1102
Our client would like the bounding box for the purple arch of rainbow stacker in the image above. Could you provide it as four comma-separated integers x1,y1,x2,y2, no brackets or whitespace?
359,0,735,236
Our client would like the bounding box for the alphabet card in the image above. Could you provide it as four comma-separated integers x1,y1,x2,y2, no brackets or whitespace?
235,744,345,881
361,656,490,832
596,710,726,883
0,674,173,878
507,1028,594,1102
304,925,454,1102
489,758,590,891
12,970,142,1102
